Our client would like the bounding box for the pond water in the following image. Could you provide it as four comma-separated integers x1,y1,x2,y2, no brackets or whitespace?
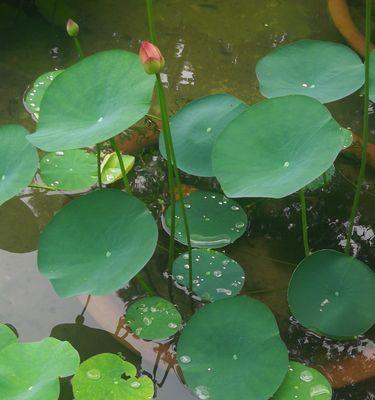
0,0,374,399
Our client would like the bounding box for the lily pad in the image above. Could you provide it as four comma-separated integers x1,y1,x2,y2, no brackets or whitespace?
288,250,375,338
159,94,248,177
38,189,158,297
0,337,79,400
125,296,182,341
212,96,352,199
305,165,335,191
163,191,247,248
273,361,332,400
172,249,245,302
28,50,155,151
177,296,288,400
100,152,135,185
72,353,154,400
24,70,63,121
0,324,17,351
40,149,98,191
256,40,364,103
0,124,39,206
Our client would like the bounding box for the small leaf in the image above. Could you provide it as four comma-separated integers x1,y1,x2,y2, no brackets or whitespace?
100,152,135,185
125,296,182,341
72,353,154,400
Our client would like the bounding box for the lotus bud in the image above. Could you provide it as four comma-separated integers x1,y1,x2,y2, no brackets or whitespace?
139,41,165,74
66,19,79,37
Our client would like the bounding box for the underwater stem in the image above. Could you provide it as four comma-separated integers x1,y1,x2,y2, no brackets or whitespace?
299,188,310,257
96,143,102,189
109,137,132,194
345,0,372,255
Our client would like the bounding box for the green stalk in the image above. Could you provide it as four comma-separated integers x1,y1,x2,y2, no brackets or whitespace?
109,138,132,194
345,0,372,255
29,183,57,191
73,37,84,59
96,143,102,189
299,188,310,257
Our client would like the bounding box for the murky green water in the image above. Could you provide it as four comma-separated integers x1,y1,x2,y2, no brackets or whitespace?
0,1,374,399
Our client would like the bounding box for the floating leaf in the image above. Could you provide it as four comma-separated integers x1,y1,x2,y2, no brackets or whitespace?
256,40,364,103
172,249,245,301
38,190,158,297
72,353,154,400
100,152,135,185
28,50,155,151
288,250,375,338
177,296,288,400
40,149,98,191
0,124,39,206
212,96,352,199
163,191,247,248
0,337,79,400
305,165,335,191
273,361,332,400
24,70,63,121
370,49,375,103
159,94,248,177
0,324,17,351
125,296,182,341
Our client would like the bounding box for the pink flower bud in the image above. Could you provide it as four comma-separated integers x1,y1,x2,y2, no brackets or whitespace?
139,41,165,74
66,19,79,37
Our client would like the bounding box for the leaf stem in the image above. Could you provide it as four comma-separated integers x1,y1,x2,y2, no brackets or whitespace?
109,137,132,194
96,143,102,189
29,183,57,191
345,0,372,255
299,188,310,257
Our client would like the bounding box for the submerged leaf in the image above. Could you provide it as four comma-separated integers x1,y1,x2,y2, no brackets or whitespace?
125,297,182,341
288,250,375,338
0,124,39,206
100,152,135,185
28,50,155,151
38,190,158,297
72,353,154,400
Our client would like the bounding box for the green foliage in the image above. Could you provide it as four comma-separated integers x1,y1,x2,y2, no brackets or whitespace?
288,250,375,338
177,296,288,400
256,40,364,103
0,324,17,351
28,50,155,151
273,361,332,400
172,249,245,301
0,326,79,400
125,296,182,340
24,70,63,121
38,190,158,297
163,191,247,248
212,95,352,199
100,152,135,185
40,149,98,191
72,353,154,400
159,94,248,177
0,124,39,206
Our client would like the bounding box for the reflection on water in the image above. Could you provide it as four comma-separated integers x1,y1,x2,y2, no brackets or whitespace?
0,0,375,399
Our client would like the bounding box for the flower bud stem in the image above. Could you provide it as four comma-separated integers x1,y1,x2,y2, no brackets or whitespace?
109,137,132,194
73,37,84,59
299,188,310,257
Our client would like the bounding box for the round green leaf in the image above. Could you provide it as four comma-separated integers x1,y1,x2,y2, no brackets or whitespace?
177,296,288,400
212,96,352,199
172,249,245,302
0,324,17,351
125,296,182,341
28,50,155,151
0,124,39,206
288,250,375,338
38,189,158,297
256,40,364,103
72,353,154,400
273,361,332,400
305,165,335,191
163,191,247,248
40,149,98,191
159,94,248,177
370,49,375,103
100,152,135,185
0,337,79,400
24,70,63,121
